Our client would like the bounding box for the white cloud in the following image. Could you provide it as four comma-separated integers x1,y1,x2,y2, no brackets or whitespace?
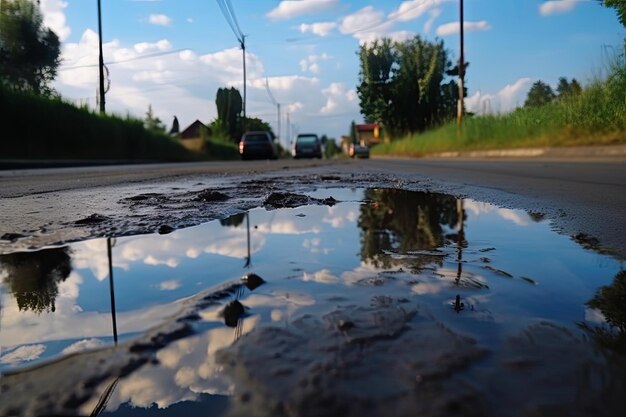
299,53,331,74
465,77,533,115
299,22,337,37
40,0,71,41
388,0,449,23
539,0,578,16
134,39,172,54
321,82,358,114
339,6,415,44
339,6,388,36
423,8,441,34
267,0,339,20
148,14,172,27
436,21,491,36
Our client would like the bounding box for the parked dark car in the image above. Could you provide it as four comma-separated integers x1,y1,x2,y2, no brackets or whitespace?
292,133,323,159
239,131,277,160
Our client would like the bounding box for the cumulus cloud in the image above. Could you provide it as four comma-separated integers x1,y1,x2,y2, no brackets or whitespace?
321,82,358,114
149,14,172,27
267,0,340,20
465,77,532,115
423,8,441,34
134,39,172,54
299,53,331,74
340,6,388,36
40,0,71,41
436,20,491,36
388,0,449,22
539,0,578,16
299,22,337,37
339,6,416,44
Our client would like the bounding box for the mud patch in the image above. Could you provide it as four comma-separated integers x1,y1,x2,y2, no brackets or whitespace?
263,192,337,209
217,299,488,417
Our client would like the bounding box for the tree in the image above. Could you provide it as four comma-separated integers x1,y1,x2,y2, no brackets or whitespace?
214,87,243,143
0,0,61,95
556,77,582,99
349,120,357,143
524,81,556,107
599,0,626,27
169,115,180,135
144,104,165,133
242,116,272,134
357,36,461,137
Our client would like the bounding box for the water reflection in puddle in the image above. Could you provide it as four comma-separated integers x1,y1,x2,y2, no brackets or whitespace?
1,188,623,416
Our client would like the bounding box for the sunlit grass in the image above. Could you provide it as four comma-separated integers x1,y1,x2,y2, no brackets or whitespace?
373,63,626,157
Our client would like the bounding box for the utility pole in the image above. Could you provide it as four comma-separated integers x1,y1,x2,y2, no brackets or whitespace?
457,0,465,127
240,36,247,132
286,111,290,144
277,103,281,146
97,0,106,114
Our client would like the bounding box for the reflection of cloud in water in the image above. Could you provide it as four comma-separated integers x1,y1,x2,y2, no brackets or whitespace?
202,233,265,258
303,269,338,284
0,344,46,365
411,283,444,295
256,220,320,235
341,263,381,285
2,275,181,348
61,338,106,355
159,280,182,291
323,205,358,228
585,307,607,324
85,317,260,413
145,255,180,268
72,239,123,281
464,200,530,226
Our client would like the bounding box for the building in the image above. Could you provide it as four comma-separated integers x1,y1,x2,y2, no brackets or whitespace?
177,120,211,152
356,123,382,146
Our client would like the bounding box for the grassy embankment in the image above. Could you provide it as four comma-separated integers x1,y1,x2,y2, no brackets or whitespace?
0,86,239,161
373,64,626,157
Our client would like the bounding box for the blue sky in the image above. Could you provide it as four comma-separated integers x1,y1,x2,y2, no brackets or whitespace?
41,0,624,144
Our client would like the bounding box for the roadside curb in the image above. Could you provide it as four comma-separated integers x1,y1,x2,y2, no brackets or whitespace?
427,144,626,160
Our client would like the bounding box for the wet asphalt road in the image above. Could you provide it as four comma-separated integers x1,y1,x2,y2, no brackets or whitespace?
1,156,625,258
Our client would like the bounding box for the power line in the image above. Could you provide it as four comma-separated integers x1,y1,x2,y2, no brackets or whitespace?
215,0,247,127
59,48,191,71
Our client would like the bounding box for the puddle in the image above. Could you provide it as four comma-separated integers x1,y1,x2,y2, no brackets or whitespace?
1,188,624,416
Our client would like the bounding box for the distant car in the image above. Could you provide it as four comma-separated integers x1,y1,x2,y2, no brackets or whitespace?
239,131,277,160
292,133,323,159
349,142,370,159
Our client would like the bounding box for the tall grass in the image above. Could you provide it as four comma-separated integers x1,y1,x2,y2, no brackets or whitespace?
0,86,204,161
374,62,626,157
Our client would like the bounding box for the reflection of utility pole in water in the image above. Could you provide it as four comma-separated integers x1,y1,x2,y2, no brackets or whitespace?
453,199,466,313
90,237,121,416
244,212,251,269
107,238,118,345
455,199,465,286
